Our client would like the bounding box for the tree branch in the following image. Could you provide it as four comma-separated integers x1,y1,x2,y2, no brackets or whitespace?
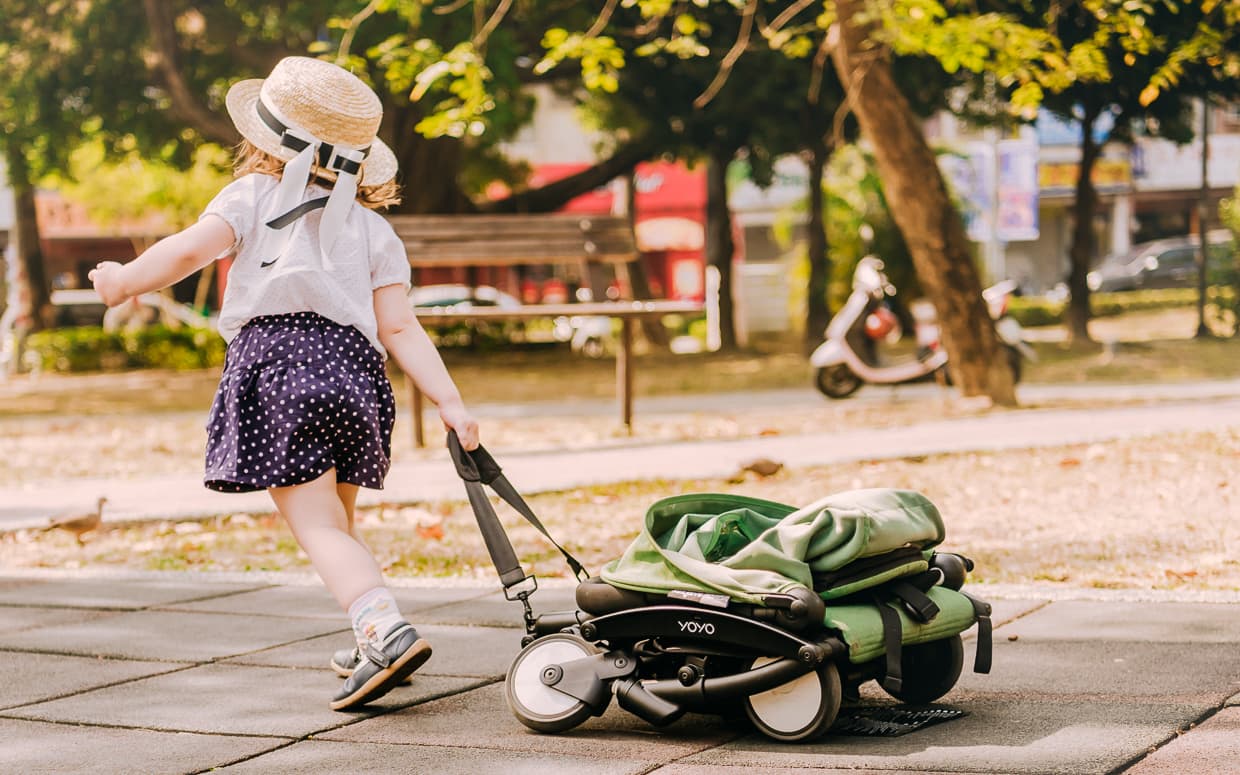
808,31,833,104
338,0,383,63
586,0,621,39
433,0,473,14
141,0,238,145
473,0,515,48
480,134,657,213
694,0,758,109
762,0,818,38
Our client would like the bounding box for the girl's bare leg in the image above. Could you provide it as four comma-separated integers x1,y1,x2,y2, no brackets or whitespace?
270,470,383,611
336,482,367,543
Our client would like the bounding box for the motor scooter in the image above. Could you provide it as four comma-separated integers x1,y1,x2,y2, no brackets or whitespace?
810,257,1035,399
552,314,611,358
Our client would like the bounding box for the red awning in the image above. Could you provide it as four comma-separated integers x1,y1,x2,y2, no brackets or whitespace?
491,161,706,220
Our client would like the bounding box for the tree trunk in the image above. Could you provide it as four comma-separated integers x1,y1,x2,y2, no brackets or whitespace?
141,0,241,146
389,134,473,214
804,138,832,354
482,135,657,214
6,148,49,332
706,147,738,351
831,2,1015,405
1066,105,1102,346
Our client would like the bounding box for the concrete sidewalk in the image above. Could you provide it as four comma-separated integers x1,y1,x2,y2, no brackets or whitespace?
4,393,1240,531
1,572,1237,774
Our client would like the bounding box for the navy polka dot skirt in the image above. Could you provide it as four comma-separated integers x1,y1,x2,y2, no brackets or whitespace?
204,312,397,493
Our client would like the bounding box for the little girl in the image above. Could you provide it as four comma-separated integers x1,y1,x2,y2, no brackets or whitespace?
90,56,479,711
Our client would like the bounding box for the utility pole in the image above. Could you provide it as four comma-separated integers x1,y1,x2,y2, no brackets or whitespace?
1195,98,1211,338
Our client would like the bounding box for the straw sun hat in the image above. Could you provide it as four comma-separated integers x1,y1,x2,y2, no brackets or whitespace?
225,56,397,186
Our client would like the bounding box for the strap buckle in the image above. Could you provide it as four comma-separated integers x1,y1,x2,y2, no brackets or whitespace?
504,575,540,636
503,574,539,601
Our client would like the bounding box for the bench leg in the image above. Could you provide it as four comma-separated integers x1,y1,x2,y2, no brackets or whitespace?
617,316,634,435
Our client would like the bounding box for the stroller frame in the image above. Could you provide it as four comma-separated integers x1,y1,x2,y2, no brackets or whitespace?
449,433,990,743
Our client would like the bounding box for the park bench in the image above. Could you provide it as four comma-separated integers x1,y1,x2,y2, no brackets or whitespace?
388,213,641,271
385,213,703,446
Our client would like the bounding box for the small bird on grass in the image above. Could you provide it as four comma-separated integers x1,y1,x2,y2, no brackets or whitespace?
43,496,108,545
729,457,785,483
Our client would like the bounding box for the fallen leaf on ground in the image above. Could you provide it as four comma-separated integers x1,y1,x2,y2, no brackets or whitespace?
416,523,445,541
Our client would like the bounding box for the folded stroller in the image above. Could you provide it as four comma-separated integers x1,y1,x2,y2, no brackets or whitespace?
449,433,992,743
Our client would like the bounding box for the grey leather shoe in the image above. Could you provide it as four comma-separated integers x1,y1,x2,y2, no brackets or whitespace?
330,622,431,711
330,646,415,684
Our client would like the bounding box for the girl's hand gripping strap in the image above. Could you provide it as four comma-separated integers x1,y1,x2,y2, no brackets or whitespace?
447,431,590,590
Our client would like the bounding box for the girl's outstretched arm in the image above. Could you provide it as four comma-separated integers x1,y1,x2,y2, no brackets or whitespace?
89,216,235,306
373,283,479,450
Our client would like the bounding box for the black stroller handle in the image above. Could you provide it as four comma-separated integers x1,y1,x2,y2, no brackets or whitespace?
447,430,590,588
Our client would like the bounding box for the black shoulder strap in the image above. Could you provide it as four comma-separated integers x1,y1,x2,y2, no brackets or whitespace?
447,431,590,588
960,591,993,674
890,579,941,623
874,594,904,694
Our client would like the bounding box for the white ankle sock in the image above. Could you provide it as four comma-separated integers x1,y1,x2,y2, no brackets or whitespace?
348,586,404,649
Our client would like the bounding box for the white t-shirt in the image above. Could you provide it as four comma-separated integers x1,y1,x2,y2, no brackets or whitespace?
200,173,411,356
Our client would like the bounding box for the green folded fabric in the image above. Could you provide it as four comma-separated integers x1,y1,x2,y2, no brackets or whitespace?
601,489,946,605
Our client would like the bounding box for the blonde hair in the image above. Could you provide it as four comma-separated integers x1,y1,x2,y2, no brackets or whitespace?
233,139,401,210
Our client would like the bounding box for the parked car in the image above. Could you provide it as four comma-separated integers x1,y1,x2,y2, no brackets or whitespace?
44,289,212,331
409,284,531,348
409,284,522,310
1087,230,1235,293
408,284,603,351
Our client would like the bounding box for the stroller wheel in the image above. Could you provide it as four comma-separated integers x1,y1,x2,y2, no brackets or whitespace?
505,633,600,733
744,657,842,743
882,634,964,705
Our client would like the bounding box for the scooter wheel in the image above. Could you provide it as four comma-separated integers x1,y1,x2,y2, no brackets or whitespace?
580,336,607,359
814,365,863,399
881,634,964,705
505,633,600,733
744,658,842,742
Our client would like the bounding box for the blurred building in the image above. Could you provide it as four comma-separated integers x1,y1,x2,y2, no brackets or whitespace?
509,89,1240,301
927,99,1240,293
31,193,171,290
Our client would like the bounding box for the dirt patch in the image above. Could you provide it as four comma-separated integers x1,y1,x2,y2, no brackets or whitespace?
6,430,1237,592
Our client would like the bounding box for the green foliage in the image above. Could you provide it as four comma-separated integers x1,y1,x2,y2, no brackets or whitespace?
1221,188,1240,236
409,42,496,139
0,1,99,177
1208,188,1240,336
537,30,625,92
1141,0,1240,106
51,141,234,231
1008,288,1218,327
25,326,226,373
824,146,915,308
